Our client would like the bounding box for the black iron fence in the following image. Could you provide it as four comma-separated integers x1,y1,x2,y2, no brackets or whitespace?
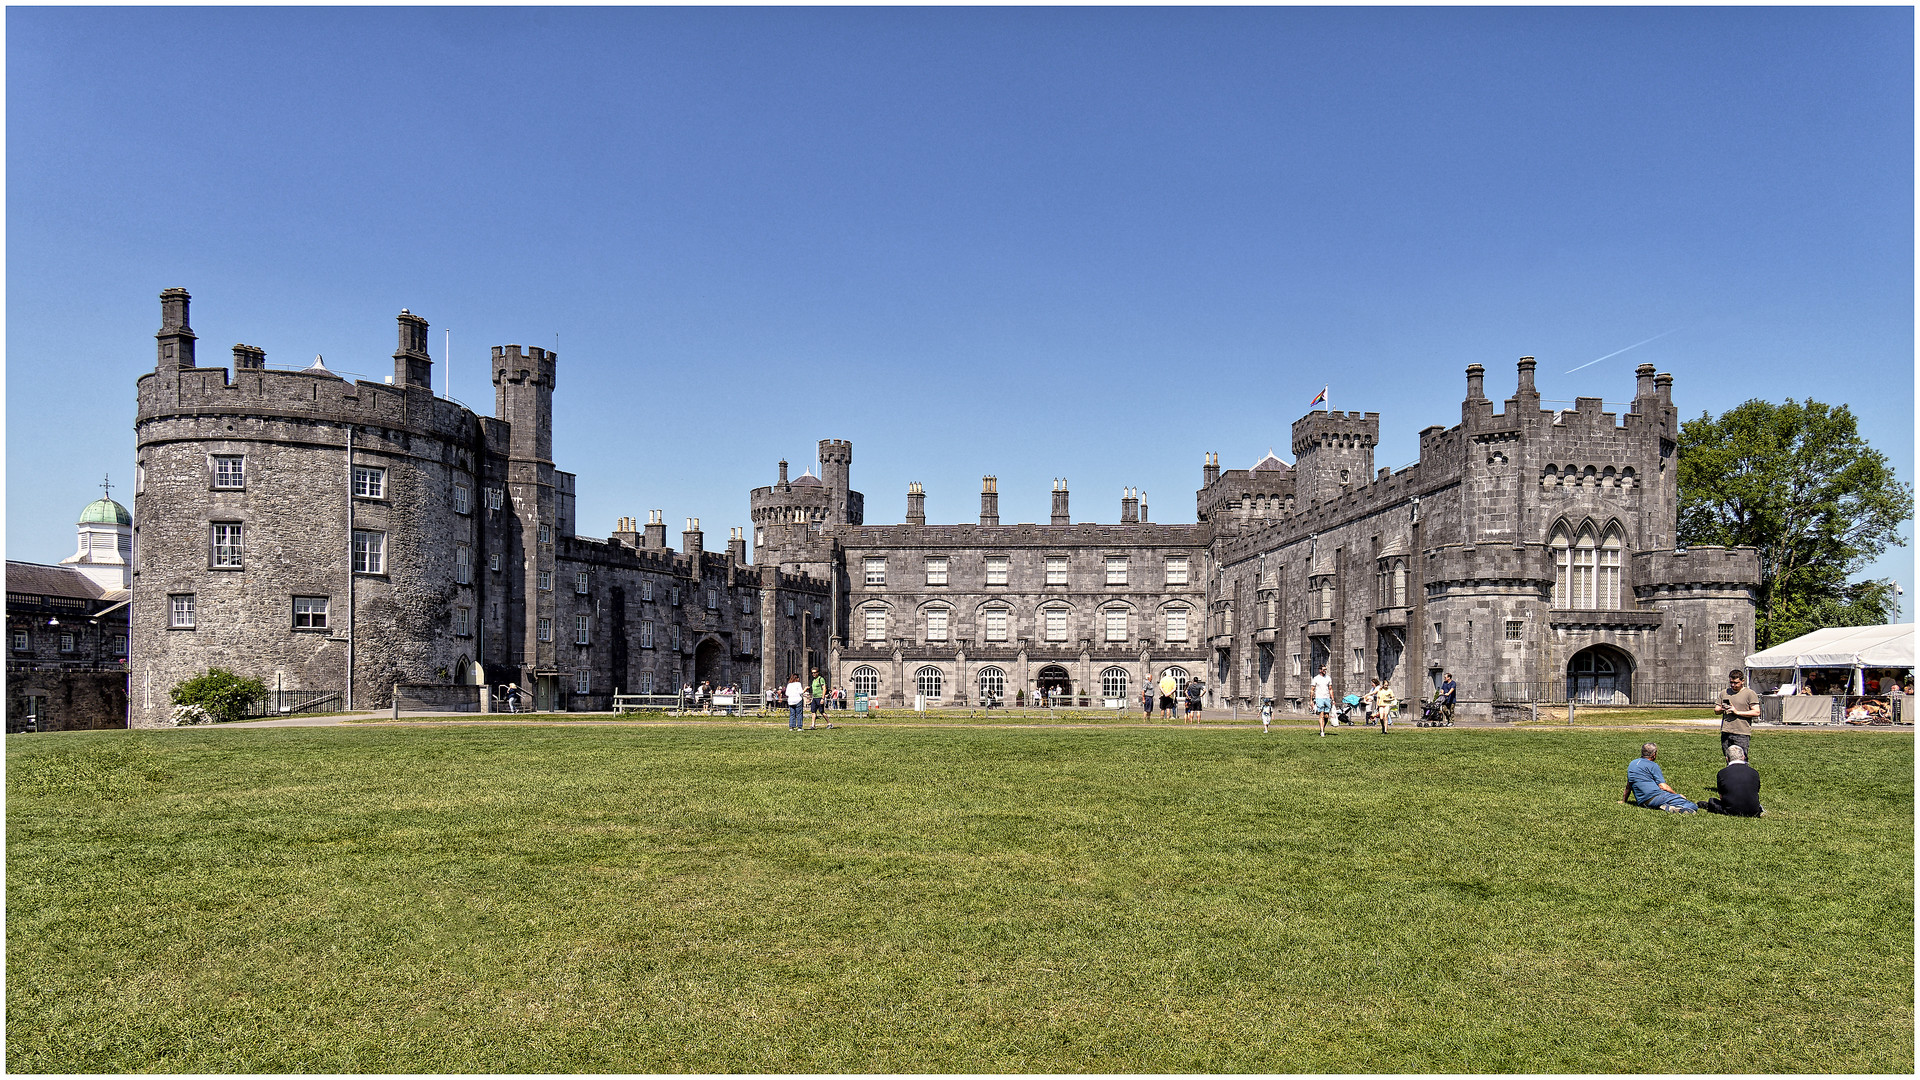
242,689,341,718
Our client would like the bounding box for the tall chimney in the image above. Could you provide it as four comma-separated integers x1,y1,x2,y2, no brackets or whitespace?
906,482,926,526
979,475,999,526
393,309,433,388
727,526,747,564
1654,372,1673,406
1634,363,1657,405
1515,356,1538,406
1121,487,1139,524
1051,478,1070,526
778,460,789,488
644,509,667,549
1465,363,1487,402
232,344,265,370
1202,452,1220,487
155,287,196,371
1139,490,1149,523
682,517,704,557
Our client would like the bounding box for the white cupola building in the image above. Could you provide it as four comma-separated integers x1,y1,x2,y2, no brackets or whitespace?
60,481,133,592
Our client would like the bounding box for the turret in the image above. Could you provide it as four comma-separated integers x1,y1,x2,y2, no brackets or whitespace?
155,288,196,371
232,344,265,370
980,475,999,526
906,482,926,526
493,344,556,462
644,509,667,549
1291,410,1380,507
393,309,433,389
819,439,853,524
1051,478,1070,525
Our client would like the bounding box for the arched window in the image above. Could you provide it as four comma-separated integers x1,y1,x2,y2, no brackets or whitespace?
1570,524,1598,608
1598,526,1623,610
850,666,880,698
915,665,944,701
1160,666,1190,693
1550,523,1572,607
977,666,1006,704
1100,666,1130,700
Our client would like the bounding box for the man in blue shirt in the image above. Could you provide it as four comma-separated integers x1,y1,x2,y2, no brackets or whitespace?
1622,743,1698,813
1438,673,1457,723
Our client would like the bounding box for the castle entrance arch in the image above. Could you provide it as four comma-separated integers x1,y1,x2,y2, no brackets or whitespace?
693,637,725,689
1567,644,1634,706
1035,665,1072,700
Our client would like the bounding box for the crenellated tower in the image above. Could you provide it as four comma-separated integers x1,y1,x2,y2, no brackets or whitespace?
1290,410,1379,508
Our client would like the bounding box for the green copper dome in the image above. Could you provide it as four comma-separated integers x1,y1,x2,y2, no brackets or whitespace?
79,497,131,526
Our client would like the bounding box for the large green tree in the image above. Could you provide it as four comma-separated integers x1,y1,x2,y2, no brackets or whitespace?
1677,398,1912,648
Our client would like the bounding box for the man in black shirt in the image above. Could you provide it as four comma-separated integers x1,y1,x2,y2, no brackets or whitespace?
1703,743,1764,817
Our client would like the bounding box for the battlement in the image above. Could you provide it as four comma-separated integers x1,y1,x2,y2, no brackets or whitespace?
818,438,853,463
1633,546,1761,589
492,344,556,387
837,522,1211,549
1290,410,1381,456
135,365,482,445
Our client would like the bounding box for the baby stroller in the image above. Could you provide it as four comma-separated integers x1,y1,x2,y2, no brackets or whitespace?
1417,696,1453,727
1336,694,1366,726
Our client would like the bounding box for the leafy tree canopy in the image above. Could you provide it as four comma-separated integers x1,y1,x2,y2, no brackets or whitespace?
1677,398,1911,647
169,669,268,725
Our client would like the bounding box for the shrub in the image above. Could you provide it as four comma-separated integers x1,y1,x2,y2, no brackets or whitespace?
169,669,267,725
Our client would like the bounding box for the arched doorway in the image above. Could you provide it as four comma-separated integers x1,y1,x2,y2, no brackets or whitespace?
1036,665,1072,700
1568,644,1633,705
693,637,724,688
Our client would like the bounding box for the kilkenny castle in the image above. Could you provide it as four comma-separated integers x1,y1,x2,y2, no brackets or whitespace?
131,288,1758,723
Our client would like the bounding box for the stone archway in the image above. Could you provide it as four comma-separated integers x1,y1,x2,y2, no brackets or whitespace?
1567,644,1634,705
1035,664,1072,699
693,637,725,688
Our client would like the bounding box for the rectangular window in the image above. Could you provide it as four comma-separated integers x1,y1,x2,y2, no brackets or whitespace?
642,580,654,601
706,589,718,611
59,633,74,653
638,671,655,694
1318,581,1334,620
864,557,886,586
487,487,503,510
112,634,127,656
537,618,552,642
1106,556,1128,586
490,552,501,572
575,615,591,645
211,522,244,568
1167,608,1189,643
454,607,471,636
1045,608,1068,641
926,557,948,586
865,608,887,641
671,627,682,650
1717,623,1735,646
292,596,330,629
984,608,1008,642
576,571,590,595
640,623,654,648
211,455,244,489
1505,619,1523,641
985,556,1008,586
574,670,590,694
169,593,196,628
1104,608,1127,642
1046,556,1069,586
453,485,471,515
1599,547,1622,610
741,595,753,614
455,546,472,584
352,466,386,499
672,587,682,607
538,524,552,544
926,608,948,642
538,571,552,591
11,630,28,651
1166,555,1189,586
740,630,752,653
784,598,793,616
1290,652,1301,677
352,530,385,574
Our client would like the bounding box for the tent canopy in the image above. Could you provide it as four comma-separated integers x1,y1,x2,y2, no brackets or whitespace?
1747,624,1914,670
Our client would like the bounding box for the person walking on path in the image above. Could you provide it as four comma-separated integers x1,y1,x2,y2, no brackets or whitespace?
1715,669,1760,762
1438,673,1457,724
1312,666,1333,737
785,673,805,731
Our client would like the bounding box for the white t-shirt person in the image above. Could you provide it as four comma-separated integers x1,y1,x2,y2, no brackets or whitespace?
1311,671,1333,707
786,677,805,706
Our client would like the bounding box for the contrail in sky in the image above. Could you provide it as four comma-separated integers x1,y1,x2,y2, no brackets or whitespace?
1564,327,1683,374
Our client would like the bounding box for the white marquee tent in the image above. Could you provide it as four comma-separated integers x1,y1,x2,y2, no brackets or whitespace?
1746,624,1913,673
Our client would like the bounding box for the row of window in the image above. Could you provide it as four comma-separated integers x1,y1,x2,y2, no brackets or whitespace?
861,605,1190,644
848,664,1193,702
208,457,508,514
10,629,127,655
862,554,1190,588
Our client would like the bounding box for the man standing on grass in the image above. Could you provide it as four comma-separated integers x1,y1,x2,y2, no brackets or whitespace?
1312,665,1333,737
1702,743,1764,817
1715,669,1761,762
1142,684,1155,720
785,673,805,731
1438,672,1457,724
1622,743,1698,813
1158,672,1179,720
809,669,828,729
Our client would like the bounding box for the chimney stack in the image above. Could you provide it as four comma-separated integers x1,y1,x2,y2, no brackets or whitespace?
727,526,747,564
644,509,667,549
682,517,704,557
1121,487,1139,524
1514,356,1538,406
1139,490,1149,523
393,309,433,389
1051,478,1071,525
906,482,926,526
1203,452,1220,487
232,344,265,370
1654,371,1673,407
155,287,196,371
1465,363,1487,402
1634,363,1657,405
778,459,789,488
980,475,999,526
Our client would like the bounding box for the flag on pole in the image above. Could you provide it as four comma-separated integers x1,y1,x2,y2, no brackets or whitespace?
1309,386,1328,408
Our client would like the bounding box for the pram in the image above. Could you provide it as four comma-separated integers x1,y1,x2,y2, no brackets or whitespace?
1417,696,1453,727
1335,694,1366,726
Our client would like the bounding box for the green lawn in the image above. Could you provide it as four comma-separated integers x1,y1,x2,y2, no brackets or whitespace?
8,726,1912,1072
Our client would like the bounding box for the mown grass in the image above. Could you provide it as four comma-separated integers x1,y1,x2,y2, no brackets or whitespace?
8,726,1911,1073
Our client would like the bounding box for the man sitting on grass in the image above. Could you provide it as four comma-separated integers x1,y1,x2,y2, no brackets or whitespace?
1702,743,1764,817
1622,743,1698,813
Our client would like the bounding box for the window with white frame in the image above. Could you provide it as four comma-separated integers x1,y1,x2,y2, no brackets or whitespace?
538,524,552,544
983,607,1008,642
1717,623,1735,645
211,455,244,489
671,627,682,650
1100,666,1129,700
211,523,243,568
706,589,718,610
1046,556,1069,586
575,615,591,645
925,607,948,642
1104,608,1127,642
575,670,590,694
454,484,470,514
638,671,655,694
784,598,793,616
740,630,752,653
741,595,752,614
12,630,28,651
576,571,590,595
1166,607,1189,642
487,487,503,510
915,666,944,701
978,666,1005,703
641,580,653,601
673,587,682,606
352,530,385,574
454,607,471,636
1166,555,1189,585
292,595,329,629
60,633,74,653
864,557,886,586
926,557,948,586
851,666,880,697
1598,529,1623,609
1106,555,1128,586
1045,607,1068,641
455,545,472,584
352,466,385,499
112,635,127,656
640,623,654,648
1290,652,1301,676
864,608,887,641
1552,522,1622,609
537,618,552,642
538,571,552,591
985,556,1008,585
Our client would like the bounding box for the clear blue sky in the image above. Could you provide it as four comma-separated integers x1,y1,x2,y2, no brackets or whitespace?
8,7,1913,616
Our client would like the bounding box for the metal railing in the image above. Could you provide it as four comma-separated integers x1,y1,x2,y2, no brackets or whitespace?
1489,681,1723,707
243,689,342,718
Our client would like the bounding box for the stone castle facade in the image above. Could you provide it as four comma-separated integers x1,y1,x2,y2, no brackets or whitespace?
129,289,1759,724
